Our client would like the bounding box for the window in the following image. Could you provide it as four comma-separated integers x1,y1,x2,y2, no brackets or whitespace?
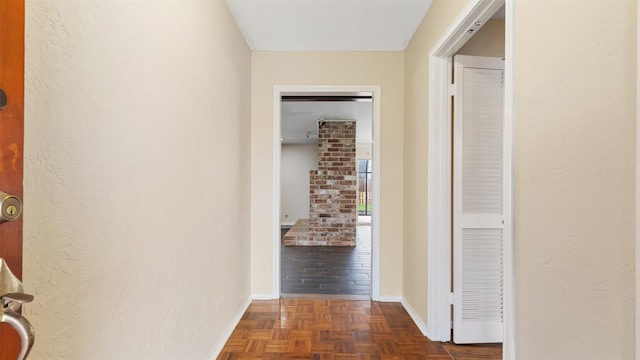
357,159,373,216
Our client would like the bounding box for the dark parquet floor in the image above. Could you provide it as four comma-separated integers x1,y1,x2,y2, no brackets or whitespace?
281,225,371,295
218,298,502,359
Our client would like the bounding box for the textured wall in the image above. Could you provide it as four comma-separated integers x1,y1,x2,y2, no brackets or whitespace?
280,144,318,226
405,2,636,356
403,0,468,327
515,1,636,358
456,19,505,57
23,1,251,358
251,52,405,297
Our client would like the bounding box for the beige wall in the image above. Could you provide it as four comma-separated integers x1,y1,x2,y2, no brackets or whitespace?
407,3,636,357
457,19,505,57
515,1,636,358
357,143,373,160
403,0,468,326
24,1,251,358
20,0,638,357
251,52,405,297
281,144,318,226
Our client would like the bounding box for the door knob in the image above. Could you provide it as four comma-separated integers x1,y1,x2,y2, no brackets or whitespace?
0,191,22,223
0,306,34,360
0,259,35,360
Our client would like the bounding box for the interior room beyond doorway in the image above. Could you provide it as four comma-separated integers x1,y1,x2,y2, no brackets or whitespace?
279,93,373,296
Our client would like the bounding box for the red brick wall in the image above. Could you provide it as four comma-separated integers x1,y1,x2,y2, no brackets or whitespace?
307,121,357,246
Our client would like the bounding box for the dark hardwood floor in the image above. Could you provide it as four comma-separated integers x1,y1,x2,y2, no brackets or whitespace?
281,225,371,295
218,298,502,359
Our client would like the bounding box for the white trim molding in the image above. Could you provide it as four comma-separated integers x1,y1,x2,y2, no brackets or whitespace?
426,1,515,358
273,89,282,299
401,298,429,337
209,296,253,359
251,294,278,300
503,1,516,358
376,296,402,303
426,53,453,342
272,85,382,300
636,1,640,359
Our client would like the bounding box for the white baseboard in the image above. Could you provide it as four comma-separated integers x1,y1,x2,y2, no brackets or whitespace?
374,295,402,302
374,296,428,337
209,296,252,359
251,294,278,300
401,297,429,337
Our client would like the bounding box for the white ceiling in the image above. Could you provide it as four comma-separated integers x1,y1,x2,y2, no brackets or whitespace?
281,100,372,144
224,0,434,51
230,1,504,145
227,1,421,144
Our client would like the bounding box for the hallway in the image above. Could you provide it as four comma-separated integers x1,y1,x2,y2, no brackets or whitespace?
217,298,501,359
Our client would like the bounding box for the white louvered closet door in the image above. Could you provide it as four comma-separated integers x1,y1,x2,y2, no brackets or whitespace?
452,55,505,344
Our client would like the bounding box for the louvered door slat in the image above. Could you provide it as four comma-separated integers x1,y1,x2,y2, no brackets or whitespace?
453,55,505,344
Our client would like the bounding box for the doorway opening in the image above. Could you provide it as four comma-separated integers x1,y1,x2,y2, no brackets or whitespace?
273,86,381,299
426,0,514,359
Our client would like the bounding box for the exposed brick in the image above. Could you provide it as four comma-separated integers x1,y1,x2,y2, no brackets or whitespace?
305,121,357,247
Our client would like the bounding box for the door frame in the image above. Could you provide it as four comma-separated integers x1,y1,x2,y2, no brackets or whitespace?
636,1,639,359
426,0,515,358
272,85,382,299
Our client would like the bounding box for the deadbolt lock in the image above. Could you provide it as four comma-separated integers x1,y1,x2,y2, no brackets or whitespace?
0,192,22,223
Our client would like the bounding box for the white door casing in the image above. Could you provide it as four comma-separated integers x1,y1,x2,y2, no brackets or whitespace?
426,1,514,357
452,55,505,344
272,85,382,300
